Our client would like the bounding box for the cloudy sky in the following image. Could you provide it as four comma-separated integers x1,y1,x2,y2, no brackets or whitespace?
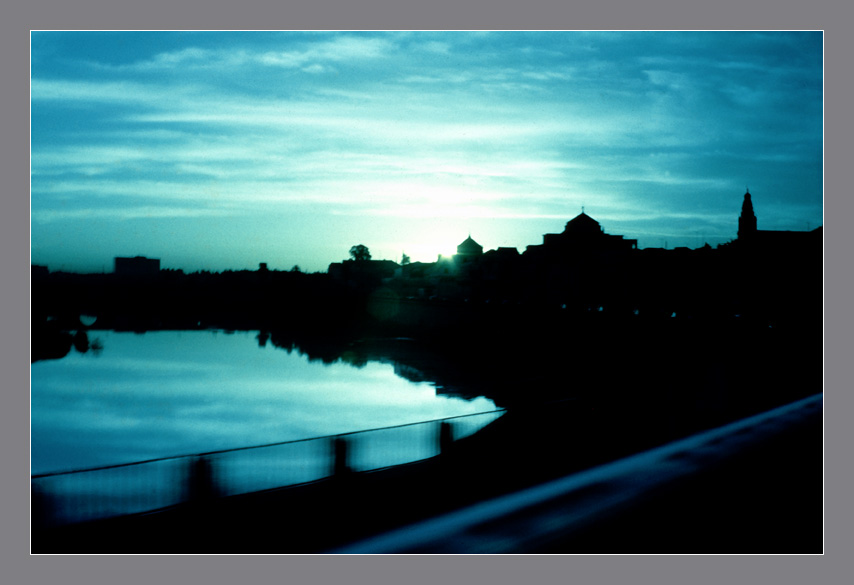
30,31,823,273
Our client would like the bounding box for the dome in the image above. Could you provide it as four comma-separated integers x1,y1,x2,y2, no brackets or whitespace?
564,212,602,235
457,235,484,256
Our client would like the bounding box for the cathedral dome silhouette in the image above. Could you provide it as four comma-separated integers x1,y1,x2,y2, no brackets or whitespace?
564,211,603,235
457,235,484,256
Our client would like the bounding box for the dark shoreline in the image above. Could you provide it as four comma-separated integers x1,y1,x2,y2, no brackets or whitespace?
30,258,823,552
31,392,823,554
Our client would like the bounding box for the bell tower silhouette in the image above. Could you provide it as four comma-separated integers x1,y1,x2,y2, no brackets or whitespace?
738,188,757,240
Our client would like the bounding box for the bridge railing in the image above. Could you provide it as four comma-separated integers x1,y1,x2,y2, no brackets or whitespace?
332,394,824,554
31,409,506,527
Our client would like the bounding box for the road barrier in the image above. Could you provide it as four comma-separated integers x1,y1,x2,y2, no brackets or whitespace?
31,409,506,527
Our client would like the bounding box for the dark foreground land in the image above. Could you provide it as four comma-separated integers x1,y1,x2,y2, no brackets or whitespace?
32,389,822,554
31,260,823,554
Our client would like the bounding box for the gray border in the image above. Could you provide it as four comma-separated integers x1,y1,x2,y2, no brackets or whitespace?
7,1,848,584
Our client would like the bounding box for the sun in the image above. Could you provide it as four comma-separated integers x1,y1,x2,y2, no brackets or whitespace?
399,242,456,264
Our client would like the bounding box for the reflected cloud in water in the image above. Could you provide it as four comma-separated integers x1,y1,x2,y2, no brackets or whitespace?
31,330,498,474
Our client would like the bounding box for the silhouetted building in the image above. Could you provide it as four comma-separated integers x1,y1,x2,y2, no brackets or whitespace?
734,190,821,254
448,235,487,277
491,247,520,259
525,212,637,258
329,259,400,285
726,190,823,325
456,236,484,258
481,247,520,277
31,265,49,279
738,190,758,240
114,256,160,276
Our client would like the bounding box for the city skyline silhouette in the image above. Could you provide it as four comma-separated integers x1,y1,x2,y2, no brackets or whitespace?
31,31,823,274
29,30,824,556
32,188,821,279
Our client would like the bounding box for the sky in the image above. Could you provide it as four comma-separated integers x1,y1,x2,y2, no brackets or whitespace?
30,31,824,274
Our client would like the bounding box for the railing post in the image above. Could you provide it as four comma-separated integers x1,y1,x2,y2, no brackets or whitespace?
439,421,454,456
332,436,351,477
186,455,218,504
31,482,57,530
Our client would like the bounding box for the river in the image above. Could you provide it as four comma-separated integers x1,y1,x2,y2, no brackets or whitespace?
31,329,500,476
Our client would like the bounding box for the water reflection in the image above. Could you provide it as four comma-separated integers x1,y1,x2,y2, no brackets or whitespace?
31,330,499,475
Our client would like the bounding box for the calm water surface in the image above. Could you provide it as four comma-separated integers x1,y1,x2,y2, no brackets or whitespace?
31,330,499,475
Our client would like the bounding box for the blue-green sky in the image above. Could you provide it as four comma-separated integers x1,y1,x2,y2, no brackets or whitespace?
31,31,823,273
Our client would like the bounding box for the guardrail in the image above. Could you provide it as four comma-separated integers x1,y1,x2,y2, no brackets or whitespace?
333,393,824,554
31,409,506,527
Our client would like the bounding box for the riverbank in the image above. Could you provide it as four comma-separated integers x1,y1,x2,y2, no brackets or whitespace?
32,389,822,554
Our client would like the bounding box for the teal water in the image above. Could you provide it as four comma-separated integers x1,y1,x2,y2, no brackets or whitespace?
31,330,498,475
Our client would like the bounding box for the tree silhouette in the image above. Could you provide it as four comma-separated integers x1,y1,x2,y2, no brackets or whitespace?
349,244,372,261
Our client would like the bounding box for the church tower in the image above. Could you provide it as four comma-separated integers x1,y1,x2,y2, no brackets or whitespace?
738,189,757,240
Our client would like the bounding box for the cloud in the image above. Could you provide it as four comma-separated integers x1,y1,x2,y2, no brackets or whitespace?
31,205,236,224
30,32,823,272
107,35,396,74
301,64,328,75
348,203,571,221
136,46,216,69
521,70,572,82
401,73,472,84
30,78,179,104
418,40,452,55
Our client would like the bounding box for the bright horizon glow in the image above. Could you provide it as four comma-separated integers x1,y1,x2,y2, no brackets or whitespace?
31,31,823,273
